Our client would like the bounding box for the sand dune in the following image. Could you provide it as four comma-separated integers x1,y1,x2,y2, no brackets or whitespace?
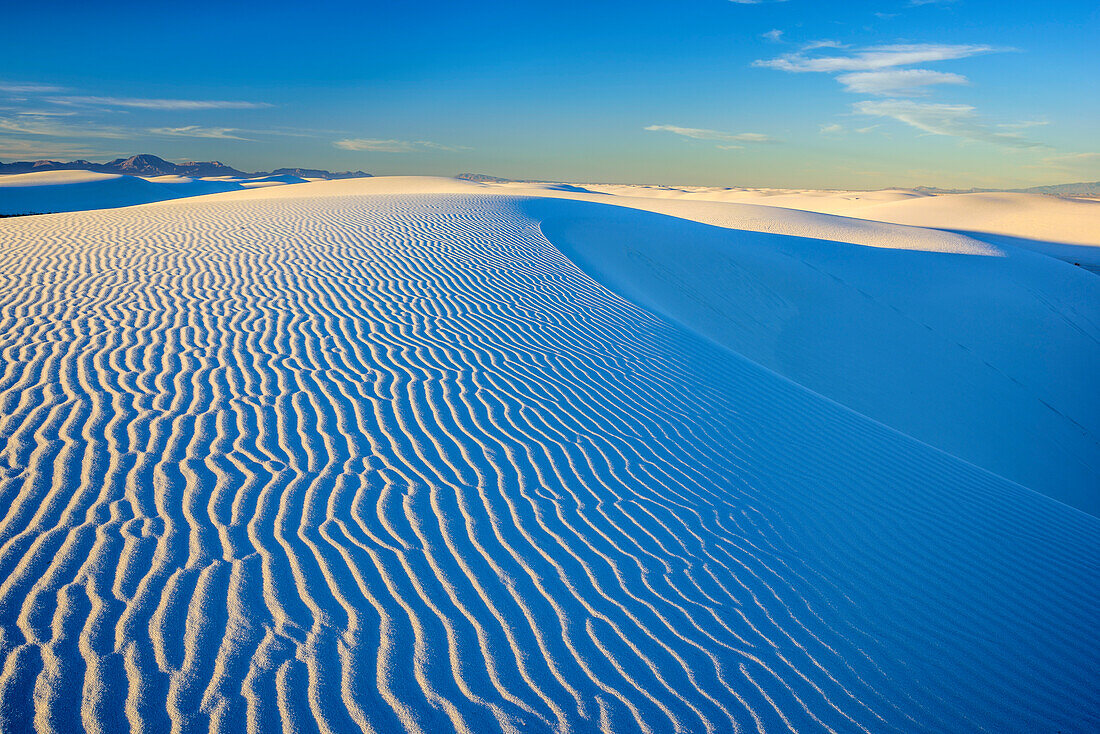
0,170,308,216
196,177,1100,506
0,179,1096,732
581,183,1100,267
531,197,1100,511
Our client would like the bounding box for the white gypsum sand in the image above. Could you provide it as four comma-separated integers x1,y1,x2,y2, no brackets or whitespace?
579,183,1100,267
0,177,1096,732
0,170,309,216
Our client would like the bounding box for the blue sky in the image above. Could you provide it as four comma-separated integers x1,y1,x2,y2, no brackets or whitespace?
1,0,1096,188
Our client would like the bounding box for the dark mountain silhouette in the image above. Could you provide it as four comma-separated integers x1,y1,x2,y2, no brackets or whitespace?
0,154,371,180
1010,181,1100,196
268,167,372,180
455,173,514,183
915,181,1100,197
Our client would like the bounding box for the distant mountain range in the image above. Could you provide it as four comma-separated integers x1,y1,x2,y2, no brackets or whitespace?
1005,181,1100,196
458,173,1100,197
915,182,1100,197
0,154,372,180
4,159,1095,196
454,173,514,183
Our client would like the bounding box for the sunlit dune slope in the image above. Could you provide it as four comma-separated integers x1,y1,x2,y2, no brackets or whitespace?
581,183,1100,267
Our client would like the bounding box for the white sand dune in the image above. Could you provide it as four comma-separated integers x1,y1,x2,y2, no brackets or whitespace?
529,196,1100,510
0,170,308,216
582,183,1100,267
0,178,1096,732
209,177,1100,505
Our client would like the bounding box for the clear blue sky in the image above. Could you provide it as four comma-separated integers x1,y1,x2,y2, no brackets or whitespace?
1,0,1096,188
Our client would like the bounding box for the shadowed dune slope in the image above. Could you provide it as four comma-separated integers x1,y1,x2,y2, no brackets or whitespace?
0,170,305,216
0,191,1096,733
532,198,1100,512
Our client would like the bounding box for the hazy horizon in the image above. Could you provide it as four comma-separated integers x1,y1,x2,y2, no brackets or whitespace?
1,0,1097,189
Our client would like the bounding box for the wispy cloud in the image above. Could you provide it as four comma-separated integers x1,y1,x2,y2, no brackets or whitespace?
0,138,107,158
802,40,845,51
1028,152,1100,172
148,126,252,140
999,120,1049,130
334,138,467,153
645,125,776,144
45,96,272,110
854,100,1044,148
1,80,271,111
820,123,879,136
0,108,78,117
755,40,1040,150
837,69,968,95
761,29,784,42
754,43,997,73
0,114,129,139
0,81,68,94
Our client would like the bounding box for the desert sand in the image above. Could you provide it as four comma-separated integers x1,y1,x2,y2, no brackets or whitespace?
0,176,1097,732
0,170,309,216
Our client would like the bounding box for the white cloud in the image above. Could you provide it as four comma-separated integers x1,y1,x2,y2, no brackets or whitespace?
334,138,466,153
45,96,271,110
999,120,1049,130
754,43,997,73
854,100,1043,148
645,125,775,143
801,40,845,51
820,123,877,137
0,109,78,117
1030,152,1100,172
1,81,270,111
0,138,106,158
0,114,129,139
837,69,968,95
0,81,67,94
762,29,784,42
148,126,252,140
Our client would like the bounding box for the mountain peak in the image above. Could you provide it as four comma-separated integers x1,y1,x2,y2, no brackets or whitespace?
0,155,372,181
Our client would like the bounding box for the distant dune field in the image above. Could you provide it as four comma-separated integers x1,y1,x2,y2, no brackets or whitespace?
0,178,1096,732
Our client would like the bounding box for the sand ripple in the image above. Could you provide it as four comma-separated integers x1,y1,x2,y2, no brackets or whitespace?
0,194,1096,732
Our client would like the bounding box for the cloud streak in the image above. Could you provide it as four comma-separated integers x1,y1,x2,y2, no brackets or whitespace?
0,138,108,158
837,69,968,95
1029,151,1100,172
148,126,253,140
334,138,467,153
645,125,776,144
854,100,1044,148
45,96,272,110
754,43,998,73
0,114,129,139
0,81,68,94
